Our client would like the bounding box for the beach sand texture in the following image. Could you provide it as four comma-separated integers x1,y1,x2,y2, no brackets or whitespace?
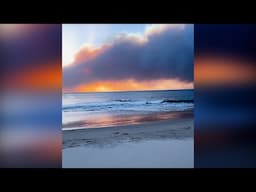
63,118,193,168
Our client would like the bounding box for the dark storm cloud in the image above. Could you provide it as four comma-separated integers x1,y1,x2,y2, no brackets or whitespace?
63,24,194,89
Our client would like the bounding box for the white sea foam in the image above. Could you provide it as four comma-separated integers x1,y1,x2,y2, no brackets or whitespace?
63,99,193,113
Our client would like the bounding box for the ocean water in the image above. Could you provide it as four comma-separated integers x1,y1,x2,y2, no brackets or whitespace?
62,90,193,130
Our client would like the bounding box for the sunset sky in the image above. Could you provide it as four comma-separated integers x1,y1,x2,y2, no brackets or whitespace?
63,24,194,92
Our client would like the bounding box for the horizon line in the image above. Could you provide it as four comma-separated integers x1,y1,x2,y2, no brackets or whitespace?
63,88,194,94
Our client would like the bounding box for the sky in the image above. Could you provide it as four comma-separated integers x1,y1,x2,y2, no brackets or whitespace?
63,24,194,92
63,24,147,66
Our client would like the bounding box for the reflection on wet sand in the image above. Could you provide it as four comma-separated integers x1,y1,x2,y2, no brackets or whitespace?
62,110,193,130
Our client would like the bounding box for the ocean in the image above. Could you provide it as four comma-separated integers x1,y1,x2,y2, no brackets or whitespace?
62,90,193,130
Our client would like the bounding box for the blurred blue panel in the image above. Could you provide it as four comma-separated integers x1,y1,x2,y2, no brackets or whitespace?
195,24,256,167
0,24,62,168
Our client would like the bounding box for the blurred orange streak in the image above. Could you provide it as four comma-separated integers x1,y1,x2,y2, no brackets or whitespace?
195,55,256,86
72,79,193,92
5,62,61,91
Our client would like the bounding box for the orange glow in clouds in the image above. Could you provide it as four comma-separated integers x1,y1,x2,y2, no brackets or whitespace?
64,44,110,67
72,79,193,92
63,24,193,92
74,44,109,64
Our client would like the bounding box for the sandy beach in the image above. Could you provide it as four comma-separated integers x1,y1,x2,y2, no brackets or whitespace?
63,117,193,148
63,116,193,168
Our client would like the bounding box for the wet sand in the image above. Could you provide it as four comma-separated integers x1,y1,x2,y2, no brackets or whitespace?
62,110,193,130
63,117,193,149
